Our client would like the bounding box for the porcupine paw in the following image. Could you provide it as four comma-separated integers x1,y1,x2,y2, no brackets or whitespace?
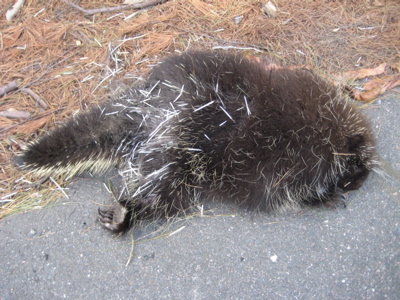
98,202,132,233
325,189,347,209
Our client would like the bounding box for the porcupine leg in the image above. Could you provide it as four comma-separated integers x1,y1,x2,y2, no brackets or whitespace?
98,166,194,233
97,197,162,233
310,185,347,209
97,194,184,233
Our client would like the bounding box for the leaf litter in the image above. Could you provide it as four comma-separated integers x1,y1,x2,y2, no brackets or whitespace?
0,0,399,219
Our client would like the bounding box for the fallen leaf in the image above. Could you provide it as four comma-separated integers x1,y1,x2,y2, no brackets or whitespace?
244,53,281,70
339,63,387,81
363,75,397,91
351,88,382,102
350,74,400,102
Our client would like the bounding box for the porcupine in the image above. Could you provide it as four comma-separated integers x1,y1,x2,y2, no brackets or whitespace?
16,51,376,233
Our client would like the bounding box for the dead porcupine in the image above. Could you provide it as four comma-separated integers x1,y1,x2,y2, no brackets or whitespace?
16,51,376,233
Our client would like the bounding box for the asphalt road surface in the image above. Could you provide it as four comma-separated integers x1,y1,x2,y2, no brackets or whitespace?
1,93,399,299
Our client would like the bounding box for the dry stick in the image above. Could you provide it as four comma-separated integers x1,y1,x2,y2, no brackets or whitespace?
61,0,168,15
19,88,49,109
16,177,50,190
0,107,65,135
1,81,48,109
0,110,30,119
0,80,20,97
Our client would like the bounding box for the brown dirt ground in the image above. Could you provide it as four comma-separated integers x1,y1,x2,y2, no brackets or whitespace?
1,0,399,218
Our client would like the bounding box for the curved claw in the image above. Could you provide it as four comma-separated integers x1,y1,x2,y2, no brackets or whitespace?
97,203,132,234
330,188,347,209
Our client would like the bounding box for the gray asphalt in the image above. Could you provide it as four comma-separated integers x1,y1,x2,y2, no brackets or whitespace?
1,93,399,300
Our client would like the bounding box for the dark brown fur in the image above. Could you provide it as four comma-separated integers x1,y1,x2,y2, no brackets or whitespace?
17,51,376,233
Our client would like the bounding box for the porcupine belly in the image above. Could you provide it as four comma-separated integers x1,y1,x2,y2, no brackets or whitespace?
16,51,376,233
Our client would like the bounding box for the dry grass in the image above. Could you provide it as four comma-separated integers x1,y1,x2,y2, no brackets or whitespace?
1,0,399,219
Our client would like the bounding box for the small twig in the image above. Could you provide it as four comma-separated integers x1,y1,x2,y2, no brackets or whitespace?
6,0,25,21
0,82,48,109
16,177,50,190
0,107,65,134
20,88,49,109
0,80,20,97
61,0,167,16
125,231,135,267
0,110,31,119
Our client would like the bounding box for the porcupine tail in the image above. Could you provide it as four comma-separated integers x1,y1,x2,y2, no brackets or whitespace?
15,100,148,179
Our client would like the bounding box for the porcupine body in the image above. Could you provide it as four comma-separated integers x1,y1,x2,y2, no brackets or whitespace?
16,51,376,233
